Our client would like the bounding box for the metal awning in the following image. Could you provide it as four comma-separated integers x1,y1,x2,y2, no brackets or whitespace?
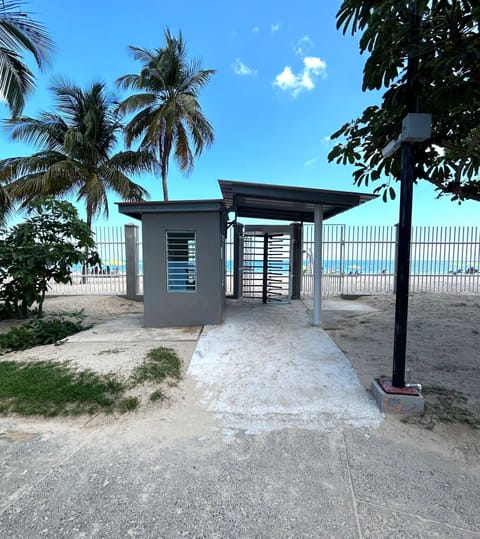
219,179,376,222
117,199,225,220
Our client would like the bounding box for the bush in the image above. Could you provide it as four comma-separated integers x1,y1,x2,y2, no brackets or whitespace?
0,198,99,318
0,316,89,353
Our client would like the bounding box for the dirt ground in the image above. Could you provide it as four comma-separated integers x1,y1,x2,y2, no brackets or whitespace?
2,293,480,467
322,293,480,414
322,293,480,467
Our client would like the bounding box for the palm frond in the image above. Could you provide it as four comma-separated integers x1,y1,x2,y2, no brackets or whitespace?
0,1,53,114
4,114,67,149
107,149,155,175
0,46,33,114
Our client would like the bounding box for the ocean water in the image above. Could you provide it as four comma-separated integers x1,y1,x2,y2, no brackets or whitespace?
72,258,479,276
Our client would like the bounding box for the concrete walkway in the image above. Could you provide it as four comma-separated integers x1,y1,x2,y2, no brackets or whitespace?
189,300,382,435
1,300,479,538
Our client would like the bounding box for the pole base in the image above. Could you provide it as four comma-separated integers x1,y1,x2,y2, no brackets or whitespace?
371,378,424,415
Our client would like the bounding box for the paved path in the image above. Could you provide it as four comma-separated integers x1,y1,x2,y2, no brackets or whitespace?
189,300,381,435
1,300,479,538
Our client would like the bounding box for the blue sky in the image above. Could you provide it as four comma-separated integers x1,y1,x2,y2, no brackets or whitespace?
1,0,478,228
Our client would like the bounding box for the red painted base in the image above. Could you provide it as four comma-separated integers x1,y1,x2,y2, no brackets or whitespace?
377,378,420,396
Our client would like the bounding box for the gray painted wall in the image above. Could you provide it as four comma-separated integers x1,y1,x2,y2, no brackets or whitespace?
142,211,225,327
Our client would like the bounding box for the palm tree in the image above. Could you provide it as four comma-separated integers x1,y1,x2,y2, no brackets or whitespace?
117,29,215,201
0,0,53,116
0,1,53,224
0,81,152,228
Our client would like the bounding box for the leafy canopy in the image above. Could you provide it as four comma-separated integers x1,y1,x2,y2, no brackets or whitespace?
328,1,480,203
0,198,99,318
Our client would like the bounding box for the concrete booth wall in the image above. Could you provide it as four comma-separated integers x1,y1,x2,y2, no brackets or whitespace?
141,209,225,327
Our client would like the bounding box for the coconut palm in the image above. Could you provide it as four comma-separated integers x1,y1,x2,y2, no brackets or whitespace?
117,29,214,201
0,81,152,228
0,0,53,116
0,1,53,224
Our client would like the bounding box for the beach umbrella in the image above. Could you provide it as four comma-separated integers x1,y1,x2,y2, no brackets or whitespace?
105,259,123,266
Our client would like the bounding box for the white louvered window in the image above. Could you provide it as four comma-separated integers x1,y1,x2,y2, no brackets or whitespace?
166,231,197,292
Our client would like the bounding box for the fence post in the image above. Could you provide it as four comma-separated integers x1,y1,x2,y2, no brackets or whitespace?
291,223,303,300
339,225,345,295
125,223,139,300
232,223,244,299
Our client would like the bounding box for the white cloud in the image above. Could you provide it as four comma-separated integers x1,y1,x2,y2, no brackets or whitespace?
251,26,260,33
296,35,313,56
274,66,296,88
273,56,327,96
271,22,282,33
304,157,318,167
233,58,257,77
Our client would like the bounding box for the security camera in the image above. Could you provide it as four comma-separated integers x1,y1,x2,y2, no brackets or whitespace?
381,136,402,158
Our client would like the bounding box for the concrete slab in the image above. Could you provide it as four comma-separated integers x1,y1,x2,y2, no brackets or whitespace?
302,297,378,313
67,314,202,343
345,429,480,535
357,503,477,539
0,430,360,538
371,378,425,414
189,300,382,434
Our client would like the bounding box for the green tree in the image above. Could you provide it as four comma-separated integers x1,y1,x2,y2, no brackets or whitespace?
117,29,215,201
328,1,480,203
0,1,53,224
0,81,152,228
0,0,53,116
0,198,99,318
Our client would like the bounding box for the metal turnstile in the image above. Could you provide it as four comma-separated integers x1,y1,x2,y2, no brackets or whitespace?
241,227,292,303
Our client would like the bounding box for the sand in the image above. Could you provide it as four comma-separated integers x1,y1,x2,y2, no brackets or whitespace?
322,292,480,467
2,292,480,466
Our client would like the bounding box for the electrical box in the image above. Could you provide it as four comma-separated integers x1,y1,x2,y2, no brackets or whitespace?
402,113,432,142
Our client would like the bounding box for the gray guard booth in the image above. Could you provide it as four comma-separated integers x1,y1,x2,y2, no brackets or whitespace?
118,180,376,328
118,200,226,328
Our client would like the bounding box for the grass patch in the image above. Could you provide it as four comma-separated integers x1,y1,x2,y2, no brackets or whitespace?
132,347,181,384
117,396,140,413
402,385,480,430
0,315,89,354
150,389,166,402
0,360,126,416
0,344,182,418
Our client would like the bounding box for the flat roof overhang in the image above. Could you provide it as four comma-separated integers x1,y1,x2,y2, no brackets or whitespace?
219,179,377,222
117,199,225,220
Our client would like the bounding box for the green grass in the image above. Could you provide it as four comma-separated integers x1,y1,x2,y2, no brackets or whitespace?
132,347,181,384
402,385,480,430
150,389,166,402
0,346,182,417
0,360,126,416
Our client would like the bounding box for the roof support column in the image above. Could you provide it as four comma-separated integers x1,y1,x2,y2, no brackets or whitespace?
313,205,323,326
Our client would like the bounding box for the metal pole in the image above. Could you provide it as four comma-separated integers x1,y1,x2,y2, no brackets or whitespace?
313,205,323,326
233,223,244,299
391,3,420,387
262,233,268,304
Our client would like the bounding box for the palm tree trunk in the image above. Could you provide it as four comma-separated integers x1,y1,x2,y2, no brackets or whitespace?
160,137,172,201
162,172,169,201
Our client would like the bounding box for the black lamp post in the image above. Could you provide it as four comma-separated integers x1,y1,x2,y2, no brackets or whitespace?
391,4,422,388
